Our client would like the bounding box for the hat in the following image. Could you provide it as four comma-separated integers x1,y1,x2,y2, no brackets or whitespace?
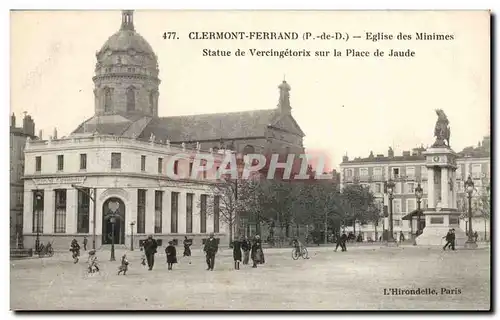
168,240,173,245
89,250,96,255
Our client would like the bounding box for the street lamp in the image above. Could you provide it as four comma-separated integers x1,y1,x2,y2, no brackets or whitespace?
414,183,424,245
130,221,136,251
385,179,396,244
108,213,120,261
464,176,478,249
34,191,43,253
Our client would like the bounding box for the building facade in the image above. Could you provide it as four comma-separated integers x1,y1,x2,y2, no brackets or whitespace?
23,135,228,250
339,136,491,241
10,113,36,248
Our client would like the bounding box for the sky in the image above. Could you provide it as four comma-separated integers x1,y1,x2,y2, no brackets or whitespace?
10,10,490,169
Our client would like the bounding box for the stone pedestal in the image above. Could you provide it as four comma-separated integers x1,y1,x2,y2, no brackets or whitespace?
415,208,467,247
415,147,468,247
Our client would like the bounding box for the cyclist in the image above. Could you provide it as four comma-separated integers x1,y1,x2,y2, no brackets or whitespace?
292,237,303,254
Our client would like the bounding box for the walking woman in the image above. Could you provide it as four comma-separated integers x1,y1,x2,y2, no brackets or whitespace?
251,235,264,268
165,241,177,270
183,236,193,264
232,237,242,270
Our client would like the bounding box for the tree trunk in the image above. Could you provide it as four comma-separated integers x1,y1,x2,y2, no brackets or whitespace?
484,218,488,242
228,221,233,246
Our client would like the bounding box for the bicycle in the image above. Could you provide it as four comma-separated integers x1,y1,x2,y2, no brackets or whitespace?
37,241,54,258
291,245,309,260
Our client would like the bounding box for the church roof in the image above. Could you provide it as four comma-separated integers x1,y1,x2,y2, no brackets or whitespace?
72,109,305,142
141,109,281,142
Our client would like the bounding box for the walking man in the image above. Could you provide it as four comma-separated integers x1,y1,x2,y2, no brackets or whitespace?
143,235,158,270
335,232,347,252
204,232,218,271
442,229,453,250
241,236,251,265
83,236,88,251
450,229,456,250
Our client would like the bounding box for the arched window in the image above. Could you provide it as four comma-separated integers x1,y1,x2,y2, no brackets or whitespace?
126,86,135,111
104,88,112,112
243,145,255,155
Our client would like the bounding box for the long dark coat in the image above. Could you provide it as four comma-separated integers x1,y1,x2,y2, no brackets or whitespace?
143,238,158,255
251,240,265,264
232,241,242,261
183,239,192,257
165,245,177,264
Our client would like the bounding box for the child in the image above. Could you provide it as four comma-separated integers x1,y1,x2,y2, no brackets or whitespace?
165,241,177,270
140,245,147,266
232,238,242,270
117,254,129,275
70,239,80,264
87,250,100,273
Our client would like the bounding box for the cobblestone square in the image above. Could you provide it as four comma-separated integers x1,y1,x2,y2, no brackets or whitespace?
10,245,490,310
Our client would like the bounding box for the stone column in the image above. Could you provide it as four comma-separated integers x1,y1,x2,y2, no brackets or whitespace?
23,189,33,234
66,188,77,234
162,190,170,234
441,167,449,208
94,189,104,241
427,167,435,209
145,188,155,234
43,189,55,234
450,169,456,209
178,191,186,234
193,193,201,233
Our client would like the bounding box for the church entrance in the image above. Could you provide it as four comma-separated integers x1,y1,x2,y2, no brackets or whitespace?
102,197,126,245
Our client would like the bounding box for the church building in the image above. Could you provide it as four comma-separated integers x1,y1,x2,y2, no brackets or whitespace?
22,10,306,250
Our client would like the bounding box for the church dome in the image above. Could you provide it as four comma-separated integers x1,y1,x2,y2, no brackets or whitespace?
99,29,155,57
92,10,161,119
96,10,157,64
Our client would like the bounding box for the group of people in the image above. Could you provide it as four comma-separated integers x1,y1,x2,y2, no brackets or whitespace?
232,235,265,270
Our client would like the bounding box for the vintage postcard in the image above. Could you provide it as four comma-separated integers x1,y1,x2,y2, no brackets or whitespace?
9,10,490,311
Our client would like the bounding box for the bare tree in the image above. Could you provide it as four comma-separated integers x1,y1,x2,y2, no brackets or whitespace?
199,180,237,244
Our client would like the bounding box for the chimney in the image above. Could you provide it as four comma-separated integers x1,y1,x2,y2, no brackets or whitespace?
53,128,58,140
402,151,411,157
38,130,43,140
368,151,374,159
23,115,35,136
342,154,349,162
388,147,394,158
11,113,16,128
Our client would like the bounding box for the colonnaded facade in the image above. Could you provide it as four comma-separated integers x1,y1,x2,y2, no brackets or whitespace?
23,135,227,250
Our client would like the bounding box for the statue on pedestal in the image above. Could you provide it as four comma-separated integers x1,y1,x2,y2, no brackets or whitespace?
433,109,451,148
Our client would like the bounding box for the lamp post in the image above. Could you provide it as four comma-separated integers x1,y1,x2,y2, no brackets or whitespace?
385,179,396,245
414,183,423,245
464,176,478,249
34,191,43,253
130,221,135,251
108,214,119,261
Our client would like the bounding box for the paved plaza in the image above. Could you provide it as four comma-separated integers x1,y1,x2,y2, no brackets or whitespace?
10,245,490,310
